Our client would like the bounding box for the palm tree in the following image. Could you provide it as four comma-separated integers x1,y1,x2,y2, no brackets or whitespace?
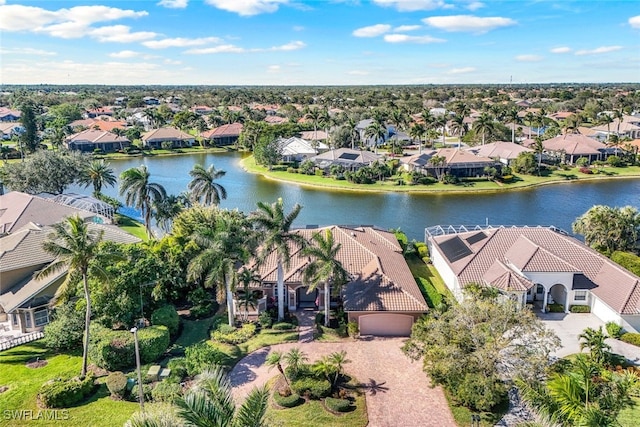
473,112,494,145
524,112,535,139
535,108,547,137
37,215,110,378
614,108,625,136
119,165,167,239
533,137,545,175
328,350,351,386
188,164,227,206
153,193,187,233
504,106,521,144
311,356,337,383
365,121,386,152
251,198,304,320
78,159,117,196
266,351,290,388
579,327,611,365
284,347,308,378
305,108,323,143
112,127,127,151
449,115,467,149
237,267,260,322
409,123,426,154
301,229,349,327
432,113,447,147
428,155,447,181
598,113,614,137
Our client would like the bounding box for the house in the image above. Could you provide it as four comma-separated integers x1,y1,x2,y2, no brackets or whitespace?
308,148,382,170
69,118,127,132
277,136,328,162
191,105,215,115
244,225,428,336
264,115,288,125
200,123,243,146
591,115,640,141
0,222,140,334
465,141,533,165
427,225,640,332
85,107,114,119
299,130,328,141
0,107,21,122
540,133,611,164
401,148,498,178
142,127,195,149
143,96,160,106
0,122,25,140
65,129,130,153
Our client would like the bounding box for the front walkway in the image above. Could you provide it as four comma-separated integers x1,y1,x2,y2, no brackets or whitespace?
229,337,456,427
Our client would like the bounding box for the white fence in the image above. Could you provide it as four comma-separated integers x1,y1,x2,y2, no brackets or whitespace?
0,331,44,352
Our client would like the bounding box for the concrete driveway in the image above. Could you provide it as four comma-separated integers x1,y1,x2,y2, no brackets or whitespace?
229,338,456,427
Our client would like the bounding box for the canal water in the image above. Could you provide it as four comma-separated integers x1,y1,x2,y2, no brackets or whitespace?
73,152,640,241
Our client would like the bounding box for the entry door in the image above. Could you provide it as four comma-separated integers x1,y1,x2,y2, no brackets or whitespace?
288,289,297,311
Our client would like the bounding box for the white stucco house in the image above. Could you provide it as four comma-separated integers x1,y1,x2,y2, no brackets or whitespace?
426,225,640,333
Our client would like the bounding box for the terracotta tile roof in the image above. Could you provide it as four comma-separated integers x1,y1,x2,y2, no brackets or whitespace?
142,127,194,142
67,129,129,144
201,123,243,139
431,227,640,315
264,116,288,124
465,141,532,160
483,260,534,291
299,130,328,141
251,226,428,313
542,133,606,155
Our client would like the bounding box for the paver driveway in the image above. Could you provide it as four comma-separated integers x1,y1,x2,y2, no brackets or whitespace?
229,338,456,427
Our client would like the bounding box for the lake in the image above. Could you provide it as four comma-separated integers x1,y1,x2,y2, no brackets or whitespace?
72,152,640,241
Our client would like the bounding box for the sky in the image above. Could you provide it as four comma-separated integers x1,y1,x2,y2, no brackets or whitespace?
0,0,638,86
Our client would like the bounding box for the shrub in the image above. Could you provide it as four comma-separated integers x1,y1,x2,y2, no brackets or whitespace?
185,343,225,377
325,397,352,413
138,326,170,364
347,322,359,338
605,322,624,339
291,377,332,399
606,155,623,167
547,304,564,313
258,311,273,328
211,323,256,344
167,357,188,382
272,322,296,330
105,371,128,399
43,303,84,351
454,373,506,412
38,375,96,408
286,167,296,173
151,381,182,403
576,157,589,167
417,245,429,258
569,305,590,313
500,175,514,182
611,251,640,276
190,303,214,319
131,384,153,402
620,333,640,347
151,305,180,337
315,169,324,177
579,167,593,174
273,390,302,408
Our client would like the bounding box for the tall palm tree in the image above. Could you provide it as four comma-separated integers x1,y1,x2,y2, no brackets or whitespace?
266,351,290,388
409,123,426,154
301,229,349,327
473,112,494,145
37,215,111,378
504,106,521,144
535,108,547,137
598,113,614,139
188,164,228,206
449,115,467,149
251,198,304,320
305,108,323,143
364,121,386,152
524,112,535,139
78,159,117,196
237,267,260,322
112,127,127,151
432,113,447,147
613,108,625,136
119,165,167,239
153,193,188,233
533,137,545,176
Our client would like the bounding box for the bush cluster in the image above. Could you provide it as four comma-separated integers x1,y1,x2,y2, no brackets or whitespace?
546,304,564,313
151,305,180,336
579,167,593,174
605,322,624,339
291,377,332,399
211,323,257,344
38,375,96,408
185,342,225,377
151,381,182,403
272,322,296,330
138,326,171,363
415,242,429,258
89,325,170,370
569,305,590,313
325,397,351,413
130,384,153,402
258,311,273,328
347,322,359,338
42,303,85,351
620,333,640,347
167,357,188,381
105,371,128,398
273,390,302,408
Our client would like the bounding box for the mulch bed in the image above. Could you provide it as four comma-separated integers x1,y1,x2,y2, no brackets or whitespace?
26,358,48,369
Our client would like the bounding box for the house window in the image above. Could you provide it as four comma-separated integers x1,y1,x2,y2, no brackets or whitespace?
12,313,18,326
574,290,587,301
536,284,544,294
34,309,49,327
25,312,32,328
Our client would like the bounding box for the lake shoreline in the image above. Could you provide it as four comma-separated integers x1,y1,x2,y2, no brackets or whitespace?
239,156,640,196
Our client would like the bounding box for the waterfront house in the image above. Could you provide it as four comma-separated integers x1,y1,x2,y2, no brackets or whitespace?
65,129,130,153
309,148,382,171
465,141,533,165
402,148,498,178
241,225,428,336
427,225,640,332
278,136,329,162
200,123,243,146
540,133,611,164
142,127,195,149
69,118,127,132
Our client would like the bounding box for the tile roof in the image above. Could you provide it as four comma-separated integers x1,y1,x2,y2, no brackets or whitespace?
483,259,534,291
251,226,428,313
465,141,533,160
542,133,606,155
67,129,129,144
142,127,194,141
431,227,640,315
310,148,382,165
278,137,328,156
201,123,243,138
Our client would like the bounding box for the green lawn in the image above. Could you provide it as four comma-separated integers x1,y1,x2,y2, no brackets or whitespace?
115,214,148,241
619,397,640,427
242,155,640,194
169,316,217,355
405,253,452,307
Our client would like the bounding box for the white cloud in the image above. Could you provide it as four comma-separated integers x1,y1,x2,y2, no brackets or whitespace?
515,54,543,62
449,67,475,74
0,47,56,56
164,59,182,65
143,37,222,49
466,1,484,11
575,46,622,56
89,25,157,43
267,65,281,73
348,70,370,75
184,40,305,54
204,0,288,16
629,15,640,29
373,0,451,12
393,25,421,32
109,50,141,58
271,40,306,51
550,46,571,54
423,15,516,33
353,24,391,37
383,34,445,43
157,0,189,8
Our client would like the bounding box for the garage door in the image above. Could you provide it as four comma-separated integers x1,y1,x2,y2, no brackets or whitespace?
358,313,414,337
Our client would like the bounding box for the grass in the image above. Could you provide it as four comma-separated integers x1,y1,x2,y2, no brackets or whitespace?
405,253,452,307
265,376,368,427
242,155,640,194
619,397,640,427
168,316,216,355
444,389,509,427
115,214,148,241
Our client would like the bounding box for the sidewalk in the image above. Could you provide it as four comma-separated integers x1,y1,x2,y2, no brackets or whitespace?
296,309,316,343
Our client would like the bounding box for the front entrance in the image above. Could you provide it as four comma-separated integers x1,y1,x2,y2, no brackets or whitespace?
297,287,317,309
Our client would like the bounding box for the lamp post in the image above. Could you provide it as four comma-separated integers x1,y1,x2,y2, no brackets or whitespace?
130,327,144,412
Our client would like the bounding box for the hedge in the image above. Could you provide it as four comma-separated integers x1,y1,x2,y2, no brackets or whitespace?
273,390,302,408
620,333,640,347
151,305,180,336
291,377,332,399
167,357,188,382
546,304,564,313
137,326,171,363
38,375,96,408
105,371,128,398
211,323,256,344
185,342,225,377
325,397,352,413
569,305,590,313
605,322,624,339
151,381,182,403
272,322,296,330
89,325,170,370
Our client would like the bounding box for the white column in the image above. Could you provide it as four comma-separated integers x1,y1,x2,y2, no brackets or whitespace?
541,288,548,313
564,287,570,313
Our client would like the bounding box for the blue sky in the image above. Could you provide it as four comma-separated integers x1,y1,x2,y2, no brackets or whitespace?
1,0,638,85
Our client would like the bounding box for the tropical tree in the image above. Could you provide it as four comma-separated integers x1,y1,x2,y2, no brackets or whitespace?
78,159,117,196
19,101,39,153
301,229,349,327
284,347,308,378
532,137,545,175
119,165,167,238
504,106,521,144
428,155,447,181
364,121,386,152
188,164,228,206
312,356,337,383
598,113,614,136
266,351,290,388
328,350,351,386
305,108,323,143
579,327,611,365
473,112,494,145
37,215,114,378
236,267,261,322
449,115,467,149
409,123,426,153
251,198,304,320
572,205,640,255
153,193,189,234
